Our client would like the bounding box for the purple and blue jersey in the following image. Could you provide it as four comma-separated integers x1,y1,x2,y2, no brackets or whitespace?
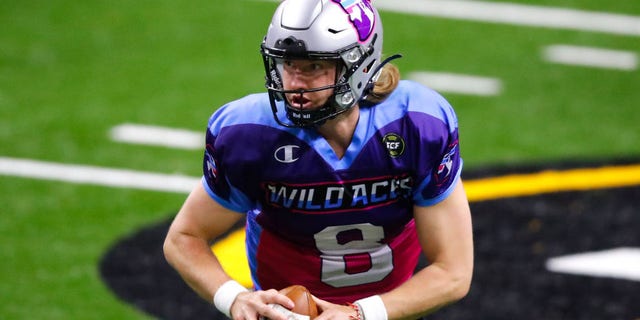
202,80,462,303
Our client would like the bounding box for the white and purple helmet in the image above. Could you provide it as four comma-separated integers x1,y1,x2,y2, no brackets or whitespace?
261,0,384,127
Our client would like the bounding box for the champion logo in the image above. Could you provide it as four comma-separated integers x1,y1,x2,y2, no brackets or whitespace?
274,145,300,163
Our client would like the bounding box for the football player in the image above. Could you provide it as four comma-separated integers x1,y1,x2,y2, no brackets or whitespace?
163,0,474,319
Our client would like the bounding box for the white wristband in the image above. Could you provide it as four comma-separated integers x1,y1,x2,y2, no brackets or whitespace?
355,295,388,320
213,280,249,318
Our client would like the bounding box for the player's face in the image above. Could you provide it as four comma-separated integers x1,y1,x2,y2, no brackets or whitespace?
281,59,337,110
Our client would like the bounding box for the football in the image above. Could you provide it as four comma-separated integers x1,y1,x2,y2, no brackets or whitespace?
262,285,318,320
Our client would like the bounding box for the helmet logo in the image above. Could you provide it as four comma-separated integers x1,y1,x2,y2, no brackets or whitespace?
332,0,376,42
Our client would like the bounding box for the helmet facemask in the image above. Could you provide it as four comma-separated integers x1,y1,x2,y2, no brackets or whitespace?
261,35,378,128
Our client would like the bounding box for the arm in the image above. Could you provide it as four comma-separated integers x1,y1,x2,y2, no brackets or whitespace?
163,183,294,319
382,179,474,319
163,182,243,302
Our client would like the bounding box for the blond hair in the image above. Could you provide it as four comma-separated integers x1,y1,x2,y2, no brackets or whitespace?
364,63,400,104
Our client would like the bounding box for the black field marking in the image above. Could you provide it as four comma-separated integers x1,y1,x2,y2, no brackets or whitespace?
100,160,640,320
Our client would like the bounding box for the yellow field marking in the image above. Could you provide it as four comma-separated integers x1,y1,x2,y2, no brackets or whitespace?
212,163,640,287
465,163,640,202
211,229,253,287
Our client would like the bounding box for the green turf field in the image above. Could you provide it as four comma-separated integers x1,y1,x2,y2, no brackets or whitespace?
1,0,639,319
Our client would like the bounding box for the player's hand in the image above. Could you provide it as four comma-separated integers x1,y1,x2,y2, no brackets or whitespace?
313,297,359,320
229,289,294,320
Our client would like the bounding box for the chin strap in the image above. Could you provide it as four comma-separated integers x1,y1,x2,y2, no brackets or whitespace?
361,53,403,98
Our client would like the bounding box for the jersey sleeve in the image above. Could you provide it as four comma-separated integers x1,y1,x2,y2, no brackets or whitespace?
201,106,253,213
409,84,463,207
415,129,461,206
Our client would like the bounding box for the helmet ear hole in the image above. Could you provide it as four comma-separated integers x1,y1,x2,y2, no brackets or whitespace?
365,60,376,74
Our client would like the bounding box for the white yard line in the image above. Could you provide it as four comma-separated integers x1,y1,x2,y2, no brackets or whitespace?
373,0,640,37
546,247,640,282
408,72,502,96
543,45,638,70
0,156,199,193
109,123,203,150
